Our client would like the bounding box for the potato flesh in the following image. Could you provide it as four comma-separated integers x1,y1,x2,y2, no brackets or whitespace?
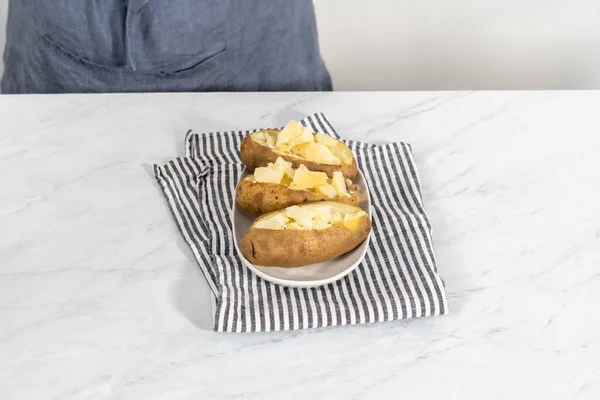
265,134,275,148
255,213,290,230
254,203,367,231
285,206,319,228
251,122,352,165
247,158,353,199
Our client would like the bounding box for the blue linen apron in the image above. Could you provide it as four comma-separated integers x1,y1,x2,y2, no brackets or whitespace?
1,1,332,93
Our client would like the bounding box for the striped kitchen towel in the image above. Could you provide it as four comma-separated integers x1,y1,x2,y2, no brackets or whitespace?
154,113,448,332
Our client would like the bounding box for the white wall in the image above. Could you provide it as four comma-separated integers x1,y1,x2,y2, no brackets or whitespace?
2,0,600,90
315,0,600,90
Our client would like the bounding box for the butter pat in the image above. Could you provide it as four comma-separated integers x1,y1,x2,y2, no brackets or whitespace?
343,211,367,231
305,143,341,165
254,167,284,184
331,171,347,196
291,165,328,189
314,183,337,198
315,133,340,148
276,120,303,147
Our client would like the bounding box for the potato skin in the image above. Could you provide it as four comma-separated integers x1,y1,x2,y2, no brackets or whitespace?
236,179,360,216
240,132,358,180
240,214,372,268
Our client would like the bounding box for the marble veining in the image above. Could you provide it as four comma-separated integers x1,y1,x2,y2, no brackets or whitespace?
1,91,599,399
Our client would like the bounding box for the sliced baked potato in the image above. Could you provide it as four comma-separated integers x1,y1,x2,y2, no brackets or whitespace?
240,202,372,268
240,120,358,179
236,157,360,216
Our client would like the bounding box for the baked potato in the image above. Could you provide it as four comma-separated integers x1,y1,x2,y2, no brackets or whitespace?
240,120,358,179
236,157,361,216
240,202,372,268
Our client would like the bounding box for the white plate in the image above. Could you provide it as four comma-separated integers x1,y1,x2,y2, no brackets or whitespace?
232,168,372,288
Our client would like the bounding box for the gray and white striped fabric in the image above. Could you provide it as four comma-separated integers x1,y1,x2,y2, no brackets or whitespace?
154,113,448,332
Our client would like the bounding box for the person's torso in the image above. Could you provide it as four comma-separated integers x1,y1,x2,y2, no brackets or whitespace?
38,0,229,74
3,0,330,92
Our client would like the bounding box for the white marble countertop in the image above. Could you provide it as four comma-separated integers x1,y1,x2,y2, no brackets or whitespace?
1,91,599,399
